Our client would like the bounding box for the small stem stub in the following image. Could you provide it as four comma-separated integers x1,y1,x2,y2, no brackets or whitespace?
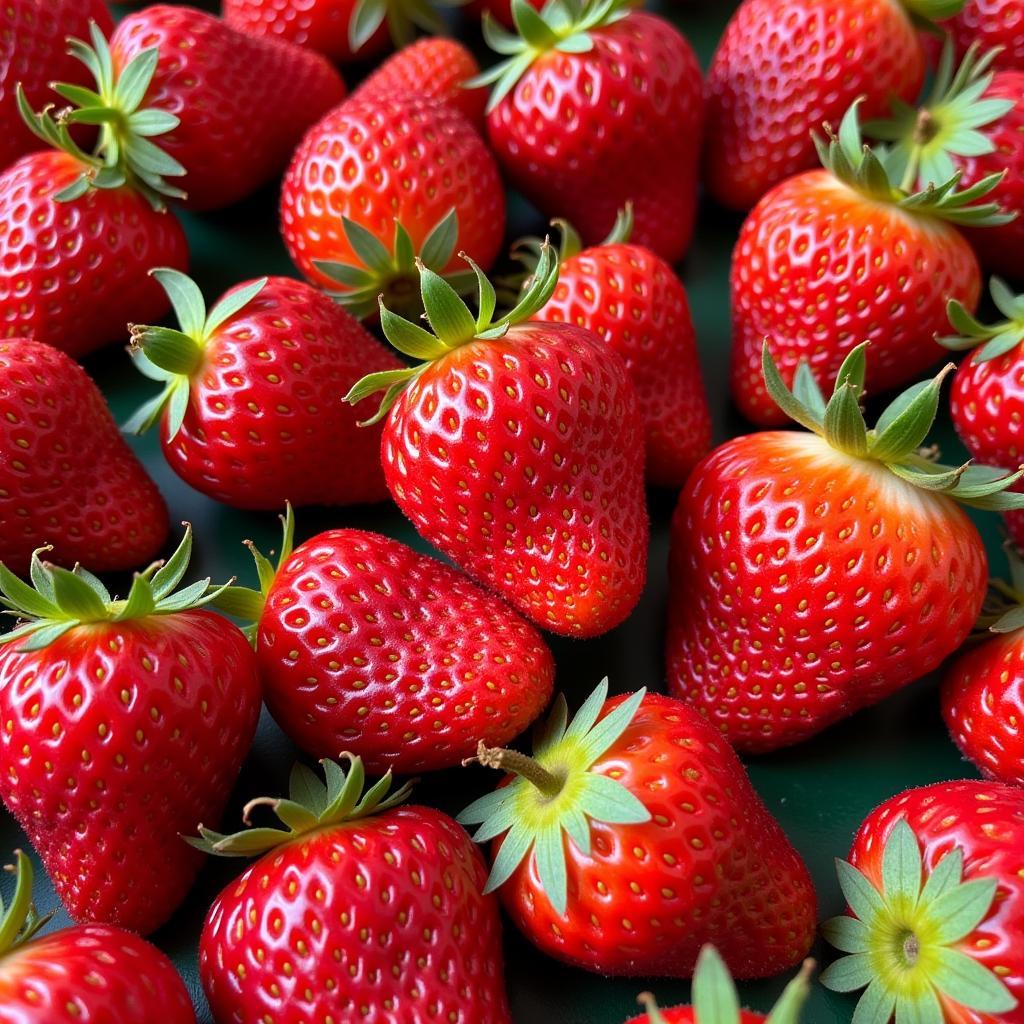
903,932,921,967
472,742,564,798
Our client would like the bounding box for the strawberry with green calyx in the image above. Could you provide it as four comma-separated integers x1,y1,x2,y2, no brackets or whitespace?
458,679,818,979
191,755,512,1024
347,244,649,638
931,0,1024,73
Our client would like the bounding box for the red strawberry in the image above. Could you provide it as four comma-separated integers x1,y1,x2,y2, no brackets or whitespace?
125,270,399,510
112,5,346,211
216,507,555,773
731,102,1007,426
477,0,704,262
0,851,195,1024
936,0,1024,72
668,345,1022,754
0,527,261,934
191,756,512,1024
459,680,818,978
347,246,649,638
821,781,1024,1022
0,338,168,576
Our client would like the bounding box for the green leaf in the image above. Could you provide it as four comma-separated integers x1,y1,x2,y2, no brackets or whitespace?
835,858,887,928
379,306,449,361
112,573,157,621
881,819,923,911
894,989,945,1024
563,677,609,741
272,798,320,833
420,266,477,347
15,620,78,653
929,877,998,944
49,567,109,620
343,217,394,276
349,0,388,51
114,47,159,111
850,979,897,1024
919,847,964,906
534,824,568,916
151,526,193,600
931,946,1017,1012
761,344,823,433
132,326,203,377
821,914,869,953
823,384,868,457
419,209,459,271
833,342,868,397
0,563,60,620
692,946,742,1024
153,269,206,338
205,278,267,336
484,822,533,894
820,952,875,993
211,585,267,623
577,773,650,825
579,687,645,762
792,363,827,423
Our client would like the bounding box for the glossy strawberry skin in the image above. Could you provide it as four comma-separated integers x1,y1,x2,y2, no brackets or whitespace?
0,923,195,1024
533,242,711,488
937,0,1024,73
0,612,261,934
112,5,347,211
0,151,190,358
381,322,649,638
0,339,168,576
200,807,512,1024
731,171,981,425
626,1010,765,1024
495,693,817,979
704,0,925,211
159,276,399,510
486,12,703,263
256,528,556,773
281,94,504,290
666,432,988,753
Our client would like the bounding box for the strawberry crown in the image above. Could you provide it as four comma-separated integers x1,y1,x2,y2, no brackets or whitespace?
821,818,1017,1019
124,269,268,439
0,852,51,958
349,0,466,53
763,342,1024,511
513,202,634,274
0,526,227,653
939,277,1024,362
458,678,651,916
899,0,967,23
187,754,413,857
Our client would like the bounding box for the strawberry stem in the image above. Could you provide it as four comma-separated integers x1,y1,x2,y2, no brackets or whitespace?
473,742,565,798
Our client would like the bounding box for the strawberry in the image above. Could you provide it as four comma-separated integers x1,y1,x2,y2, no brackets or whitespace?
821,781,1024,1022
216,506,556,773
475,0,704,263
731,101,1008,426
281,93,504,318
190,756,512,1024
347,245,649,638
0,527,261,934
111,5,346,211
0,338,168,576
935,0,1024,72
0,850,195,1024
124,269,399,510
459,679,818,978
667,344,1024,754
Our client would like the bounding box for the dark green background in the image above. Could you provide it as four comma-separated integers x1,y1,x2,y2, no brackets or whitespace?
0,2,1004,1020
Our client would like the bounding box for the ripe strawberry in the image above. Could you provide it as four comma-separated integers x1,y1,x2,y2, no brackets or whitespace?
112,5,346,211
732,101,1008,426
821,781,1024,1022
935,0,1024,72
191,756,512,1023
476,0,704,262
216,507,555,773
282,93,504,318
0,528,261,934
347,246,649,638
668,344,1023,754
0,851,195,1024
0,339,168,576
125,270,399,510
459,680,818,978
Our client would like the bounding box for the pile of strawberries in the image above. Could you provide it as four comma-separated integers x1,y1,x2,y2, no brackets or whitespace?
1,0,1023,1020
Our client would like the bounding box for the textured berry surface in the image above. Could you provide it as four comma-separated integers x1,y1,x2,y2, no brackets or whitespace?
937,0,1024,73
626,1010,765,1024
200,807,511,1024
486,12,703,263
666,432,988,752
257,528,555,772
704,0,925,210
0,151,190,358
0,339,168,576
731,171,980,425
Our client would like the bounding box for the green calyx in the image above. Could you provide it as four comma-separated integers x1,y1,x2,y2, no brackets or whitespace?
125,269,267,439
763,342,1024,511
939,277,1024,363
0,852,51,960
349,0,466,52
512,202,634,280
345,240,560,426
187,754,414,857
898,0,965,27
975,544,1024,634
821,819,1017,1022
457,678,651,917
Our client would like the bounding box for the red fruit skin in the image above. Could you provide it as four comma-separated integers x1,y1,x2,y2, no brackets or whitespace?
381,322,649,638
158,276,399,510
731,170,981,426
0,612,262,934
937,0,1024,73
626,1010,765,1024
0,339,168,576
0,0,113,170
704,0,925,211
281,94,504,290
486,12,703,263
666,431,988,753
0,151,190,358
112,5,347,211
496,693,818,979
200,807,512,1024
0,924,195,1024
849,781,1024,1023
533,242,711,488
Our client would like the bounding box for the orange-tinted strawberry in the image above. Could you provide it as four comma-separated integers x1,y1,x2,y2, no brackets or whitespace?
935,0,1024,72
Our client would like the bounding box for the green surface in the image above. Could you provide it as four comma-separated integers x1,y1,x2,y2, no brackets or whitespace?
0,3,1005,1021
